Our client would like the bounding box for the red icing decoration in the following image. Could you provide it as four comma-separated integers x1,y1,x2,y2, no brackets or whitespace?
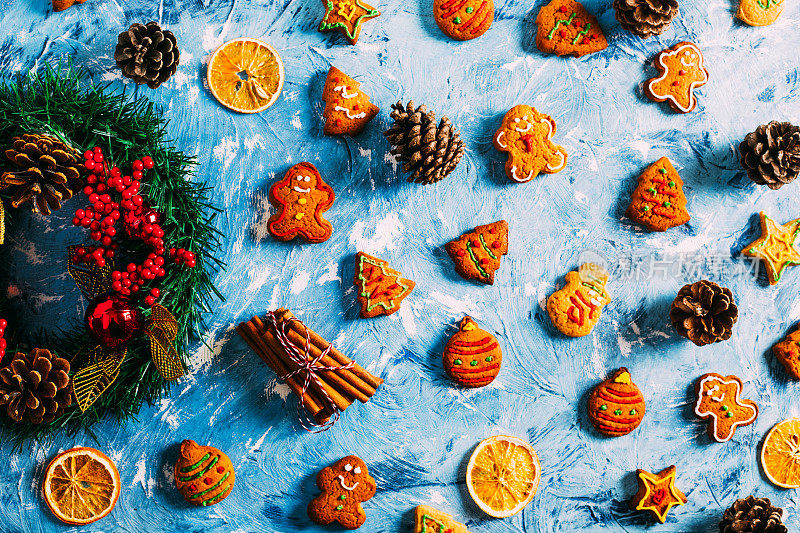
189,484,197,491
480,258,489,265
679,69,686,75
471,240,480,247
559,5,567,11
204,477,212,485
522,134,536,153
672,80,680,86
652,488,666,504
217,466,225,473
491,241,500,248
457,249,466,257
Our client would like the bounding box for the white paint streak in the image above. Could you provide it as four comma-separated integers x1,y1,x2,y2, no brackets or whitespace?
348,212,404,254
289,270,310,294
317,261,341,284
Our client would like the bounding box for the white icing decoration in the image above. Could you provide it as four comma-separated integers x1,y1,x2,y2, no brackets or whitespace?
344,464,353,471
546,150,566,172
647,43,708,113
510,166,533,183
334,85,358,99
495,131,507,148
694,375,757,443
514,122,533,133
539,117,554,138
293,186,311,193
337,474,360,491
335,105,366,120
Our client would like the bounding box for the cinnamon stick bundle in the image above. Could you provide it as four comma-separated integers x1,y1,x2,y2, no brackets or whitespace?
237,308,383,426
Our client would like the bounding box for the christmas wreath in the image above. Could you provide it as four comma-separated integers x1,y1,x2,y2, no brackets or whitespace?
0,63,222,448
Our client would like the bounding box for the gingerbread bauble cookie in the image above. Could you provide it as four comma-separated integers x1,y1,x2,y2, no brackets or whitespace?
308,455,376,529
443,316,502,388
434,0,494,40
174,440,235,506
587,368,645,437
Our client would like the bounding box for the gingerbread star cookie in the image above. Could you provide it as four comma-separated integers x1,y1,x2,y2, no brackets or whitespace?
414,505,471,533
319,0,380,44
694,373,758,442
535,0,608,58
742,211,800,285
645,42,709,114
737,0,784,26
630,465,687,523
493,105,567,183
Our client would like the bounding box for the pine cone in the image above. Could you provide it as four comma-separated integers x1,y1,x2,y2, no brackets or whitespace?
114,22,180,89
383,101,465,184
670,280,738,346
719,496,787,533
613,0,679,38
1,133,85,215
0,349,73,424
739,121,800,190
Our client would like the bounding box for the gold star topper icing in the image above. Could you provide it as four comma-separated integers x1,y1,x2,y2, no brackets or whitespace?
630,465,687,523
319,0,380,44
743,211,800,285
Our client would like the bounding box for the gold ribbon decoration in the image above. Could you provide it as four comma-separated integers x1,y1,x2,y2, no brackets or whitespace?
72,345,127,412
145,304,184,381
67,245,113,301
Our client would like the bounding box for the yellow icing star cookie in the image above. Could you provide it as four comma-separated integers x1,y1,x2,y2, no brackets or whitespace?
742,211,800,285
630,465,687,523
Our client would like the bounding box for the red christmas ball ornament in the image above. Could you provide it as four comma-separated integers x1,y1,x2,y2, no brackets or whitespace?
85,295,144,349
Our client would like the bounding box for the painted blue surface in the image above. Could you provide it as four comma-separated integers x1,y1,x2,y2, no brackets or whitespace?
1,0,800,530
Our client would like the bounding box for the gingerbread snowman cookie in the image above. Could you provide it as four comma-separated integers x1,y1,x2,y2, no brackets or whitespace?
547,262,610,337
268,162,334,243
645,42,709,114
493,105,567,183
308,456,376,529
694,373,758,442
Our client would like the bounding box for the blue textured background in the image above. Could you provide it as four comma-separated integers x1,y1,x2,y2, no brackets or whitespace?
1,0,799,530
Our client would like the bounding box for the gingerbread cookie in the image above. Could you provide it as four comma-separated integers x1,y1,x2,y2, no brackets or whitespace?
493,105,567,183
694,373,758,443
587,368,645,437
445,221,508,285
434,0,494,40
443,316,501,388
547,263,610,337
737,0,783,26
626,157,690,232
645,42,708,113
536,0,608,57
631,465,687,523
415,505,470,533
354,252,415,318
174,440,235,507
322,67,379,136
319,0,380,44
774,324,800,379
268,162,334,243
308,456,376,529
742,212,800,285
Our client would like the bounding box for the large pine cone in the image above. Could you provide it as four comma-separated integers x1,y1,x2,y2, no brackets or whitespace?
670,280,738,346
0,349,73,425
115,22,180,89
1,133,85,215
719,496,787,533
383,101,464,185
739,121,800,190
613,0,679,38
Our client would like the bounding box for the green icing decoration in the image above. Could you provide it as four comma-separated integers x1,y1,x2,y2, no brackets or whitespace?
180,452,210,473
465,6,473,12
669,181,675,187
466,241,490,280
600,404,607,411
453,16,461,23
659,168,667,174
546,12,576,39
485,355,493,362
357,256,410,313
470,360,478,366
757,0,781,8
726,411,734,418
629,409,637,415
339,494,346,500
663,201,671,207
421,515,447,533
614,409,622,415
721,405,729,411
571,22,591,45
643,206,650,212
336,504,344,510
179,455,219,482
191,471,231,503
648,187,656,193
479,234,497,259
454,359,462,365
319,0,380,41
201,485,230,506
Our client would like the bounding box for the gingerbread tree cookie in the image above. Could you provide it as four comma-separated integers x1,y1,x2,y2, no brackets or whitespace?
445,221,508,285
308,456,376,529
645,41,709,113
547,262,610,337
694,373,758,442
626,157,689,232
742,212,800,285
268,162,334,243
536,0,608,58
631,465,687,523
493,105,567,183
319,0,380,44
354,252,415,318
414,505,471,533
322,67,379,136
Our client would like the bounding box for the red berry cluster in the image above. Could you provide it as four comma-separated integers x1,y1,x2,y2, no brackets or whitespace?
0,319,7,360
170,248,197,268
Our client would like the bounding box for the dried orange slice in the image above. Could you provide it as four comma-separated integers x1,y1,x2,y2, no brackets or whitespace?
466,435,540,518
207,38,284,114
43,447,121,525
761,418,800,488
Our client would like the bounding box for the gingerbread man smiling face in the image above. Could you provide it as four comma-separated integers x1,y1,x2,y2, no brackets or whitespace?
493,105,568,183
307,455,376,529
268,162,334,243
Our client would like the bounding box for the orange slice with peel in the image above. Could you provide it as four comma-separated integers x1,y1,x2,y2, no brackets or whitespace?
43,447,121,525
207,38,284,114
761,418,800,488
466,435,540,518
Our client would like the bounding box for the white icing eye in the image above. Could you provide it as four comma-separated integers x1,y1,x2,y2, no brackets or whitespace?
354,466,362,474
513,117,520,123
304,175,312,182
344,464,353,471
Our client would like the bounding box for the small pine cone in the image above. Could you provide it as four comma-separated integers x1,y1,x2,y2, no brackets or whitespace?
613,0,679,38
1,133,85,215
670,280,738,346
383,101,465,184
739,121,800,190
0,349,73,425
115,21,180,89
719,496,787,533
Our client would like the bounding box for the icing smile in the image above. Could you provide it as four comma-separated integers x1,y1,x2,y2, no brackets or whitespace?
337,475,359,491
514,122,533,133
293,186,311,193
680,56,696,67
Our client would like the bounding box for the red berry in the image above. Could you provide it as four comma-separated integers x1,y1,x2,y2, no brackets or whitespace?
96,183,107,193
0,339,6,350
0,319,7,329
112,281,123,292
93,152,103,162
85,160,96,170
150,288,160,297
154,256,164,266
144,296,155,305
132,160,143,171
102,236,112,247
83,186,94,196
84,150,94,160
93,146,102,154
95,258,106,268
127,263,137,273
186,260,196,268
132,170,143,180
112,271,122,281
110,166,121,177
131,284,140,293
122,278,131,288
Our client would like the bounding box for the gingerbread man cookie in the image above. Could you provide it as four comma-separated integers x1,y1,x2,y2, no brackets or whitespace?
434,0,494,40
268,162,334,243
547,262,610,337
645,42,709,113
493,105,567,183
308,456,376,529
694,373,758,442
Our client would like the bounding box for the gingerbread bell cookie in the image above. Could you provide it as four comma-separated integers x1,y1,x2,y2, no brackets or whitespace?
434,0,494,40
415,505,470,533
631,465,687,523
319,0,380,44
308,456,376,529
443,317,501,388
645,42,708,113
354,252,414,318
694,373,758,443
774,324,800,379
536,0,608,57
174,440,235,507
322,67,379,136
742,212,800,285
737,0,784,26
493,105,567,183
547,263,610,337
445,221,508,285
268,162,334,243
588,368,645,437
626,157,689,232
